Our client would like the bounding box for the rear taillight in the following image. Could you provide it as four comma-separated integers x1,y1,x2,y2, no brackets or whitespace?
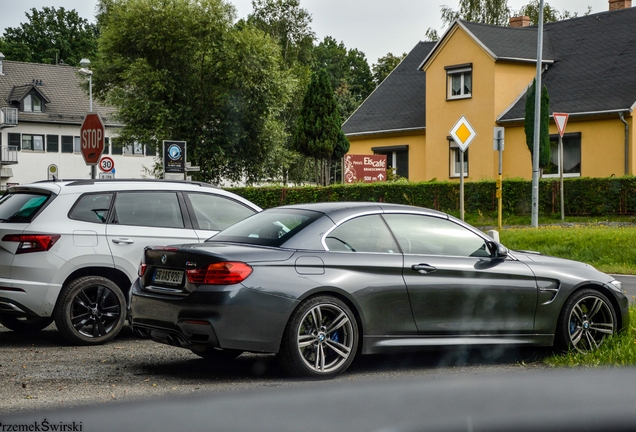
2,234,61,254
186,262,253,285
138,262,147,277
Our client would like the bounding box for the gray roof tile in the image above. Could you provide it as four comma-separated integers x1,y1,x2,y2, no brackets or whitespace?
499,7,636,121
0,60,118,126
342,42,435,136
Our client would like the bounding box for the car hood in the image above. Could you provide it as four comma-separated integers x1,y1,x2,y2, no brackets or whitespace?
512,250,594,270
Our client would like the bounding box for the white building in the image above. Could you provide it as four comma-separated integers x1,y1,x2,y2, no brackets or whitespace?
0,54,158,188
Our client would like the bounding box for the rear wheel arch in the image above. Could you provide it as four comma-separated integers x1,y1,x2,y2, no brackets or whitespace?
58,267,132,307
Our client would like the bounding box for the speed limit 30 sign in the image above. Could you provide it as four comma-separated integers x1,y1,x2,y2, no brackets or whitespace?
99,156,115,173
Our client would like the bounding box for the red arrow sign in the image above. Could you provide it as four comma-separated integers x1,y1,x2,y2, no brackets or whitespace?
553,112,569,138
80,113,105,165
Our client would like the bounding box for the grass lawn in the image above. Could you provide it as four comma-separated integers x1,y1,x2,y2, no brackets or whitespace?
498,223,636,274
545,306,636,367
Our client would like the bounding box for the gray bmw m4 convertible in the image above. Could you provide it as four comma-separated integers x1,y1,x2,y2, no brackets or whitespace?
130,202,629,377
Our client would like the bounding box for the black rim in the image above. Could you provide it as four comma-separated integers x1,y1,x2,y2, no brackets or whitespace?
70,285,121,338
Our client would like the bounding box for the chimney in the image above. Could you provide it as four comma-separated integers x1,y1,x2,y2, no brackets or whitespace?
609,0,632,10
509,15,531,28
0,53,4,75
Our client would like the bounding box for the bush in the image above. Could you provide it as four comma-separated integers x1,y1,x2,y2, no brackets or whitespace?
229,176,636,216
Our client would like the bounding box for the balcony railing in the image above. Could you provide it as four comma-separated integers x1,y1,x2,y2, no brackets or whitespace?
1,146,19,165
0,107,18,127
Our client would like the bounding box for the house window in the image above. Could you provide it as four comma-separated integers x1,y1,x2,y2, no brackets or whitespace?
23,94,43,112
372,145,409,179
146,144,156,156
446,64,472,99
543,133,582,178
47,135,59,153
8,133,21,151
22,134,45,152
61,135,74,153
449,141,468,177
123,142,144,155
104,137,110,155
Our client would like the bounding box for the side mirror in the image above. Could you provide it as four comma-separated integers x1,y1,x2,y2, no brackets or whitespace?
487,241,508,259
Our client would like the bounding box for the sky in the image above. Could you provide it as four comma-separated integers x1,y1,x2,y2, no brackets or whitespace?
0,0,614,65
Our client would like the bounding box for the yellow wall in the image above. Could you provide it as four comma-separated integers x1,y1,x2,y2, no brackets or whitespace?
424,26,539,182
345,23,635,182
347,131,427,181
502,116,632,179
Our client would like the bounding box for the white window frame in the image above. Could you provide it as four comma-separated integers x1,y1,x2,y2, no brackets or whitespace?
449,142,468,178
73,136,82,153
542,134,582,178
447,67,472,100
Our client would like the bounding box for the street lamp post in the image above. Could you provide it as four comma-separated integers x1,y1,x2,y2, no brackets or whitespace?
79,58,96,179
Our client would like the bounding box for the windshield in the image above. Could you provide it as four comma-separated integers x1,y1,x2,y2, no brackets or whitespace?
208,208,322,247
0,192,51,223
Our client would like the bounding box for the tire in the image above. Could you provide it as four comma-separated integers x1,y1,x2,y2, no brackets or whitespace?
0,314,53,333
54,276,126,346
555,289,617,353
190,347,243,362
278,295,358,378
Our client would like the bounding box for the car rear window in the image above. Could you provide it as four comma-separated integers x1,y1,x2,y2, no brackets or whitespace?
209,208,321,247
69,193,114,224
0,193,50,223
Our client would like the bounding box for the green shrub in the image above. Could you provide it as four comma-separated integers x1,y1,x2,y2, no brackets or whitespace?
229,176,636,216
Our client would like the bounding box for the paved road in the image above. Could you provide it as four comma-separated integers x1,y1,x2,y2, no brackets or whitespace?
612,274,636,304
0,324,548,414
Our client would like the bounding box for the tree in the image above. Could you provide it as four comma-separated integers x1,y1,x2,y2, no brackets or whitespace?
424,28,439,42
313,36,374,119
441,0,511,27
248,0,315,67
93,0,292,184
1,7,98,65
517,1,592,25
372,52,407,86
524,79,551,169
293,69,349,186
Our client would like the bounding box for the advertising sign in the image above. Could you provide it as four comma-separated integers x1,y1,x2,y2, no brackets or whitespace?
344,154,387,183
163,140,186,174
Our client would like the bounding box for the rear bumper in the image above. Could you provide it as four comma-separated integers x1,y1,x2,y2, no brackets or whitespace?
0,279,62,318
129,278,297,353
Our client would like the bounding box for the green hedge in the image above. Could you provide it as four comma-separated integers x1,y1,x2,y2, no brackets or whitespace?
228,176,636,216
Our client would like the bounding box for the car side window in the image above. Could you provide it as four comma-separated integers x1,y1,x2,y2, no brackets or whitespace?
69,193,113,224
325,215,398,253
382,214,491,258
112,192,184,228
184,192,256,231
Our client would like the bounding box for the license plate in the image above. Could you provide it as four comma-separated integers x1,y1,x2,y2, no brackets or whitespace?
153,269,184,285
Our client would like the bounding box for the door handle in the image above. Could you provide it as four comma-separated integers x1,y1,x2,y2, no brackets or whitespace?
112,238,134,245
411,263,436,274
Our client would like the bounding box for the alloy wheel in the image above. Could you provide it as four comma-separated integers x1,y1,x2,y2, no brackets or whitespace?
567,295,615,353
296,303,355,374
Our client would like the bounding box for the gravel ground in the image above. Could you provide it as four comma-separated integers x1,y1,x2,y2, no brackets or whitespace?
0,323,548,414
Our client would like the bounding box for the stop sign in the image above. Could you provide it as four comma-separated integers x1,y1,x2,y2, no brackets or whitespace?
80,113,105,165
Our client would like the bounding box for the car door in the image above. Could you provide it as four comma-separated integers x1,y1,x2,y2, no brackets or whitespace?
382,213,537,334
322,214,417,335
182,192,258,241
106,191,198,280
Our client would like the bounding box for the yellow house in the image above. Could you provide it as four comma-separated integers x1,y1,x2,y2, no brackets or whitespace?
342,2,635,182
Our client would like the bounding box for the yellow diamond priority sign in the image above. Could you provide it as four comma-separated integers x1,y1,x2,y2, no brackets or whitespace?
450,115,477,152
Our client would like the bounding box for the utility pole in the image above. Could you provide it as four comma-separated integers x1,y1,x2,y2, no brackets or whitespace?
531,0,545,228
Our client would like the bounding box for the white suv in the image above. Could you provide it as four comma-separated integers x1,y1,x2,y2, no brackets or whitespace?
0,179,260,345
